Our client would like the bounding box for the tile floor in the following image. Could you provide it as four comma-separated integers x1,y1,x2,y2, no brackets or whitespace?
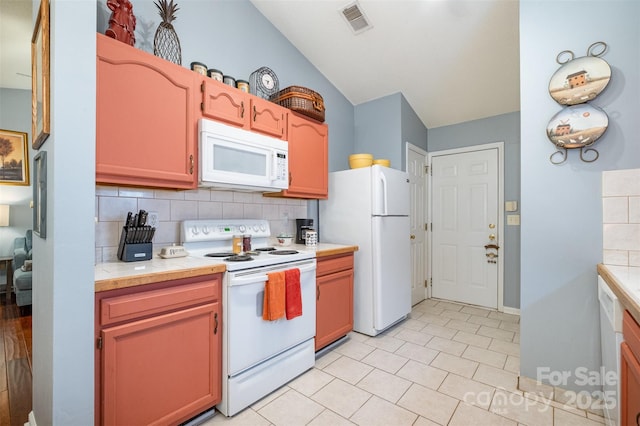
205,299,606,426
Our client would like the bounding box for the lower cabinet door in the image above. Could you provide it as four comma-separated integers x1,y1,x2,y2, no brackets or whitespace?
101,302,220,426
316,269,354,351
621,342,640,426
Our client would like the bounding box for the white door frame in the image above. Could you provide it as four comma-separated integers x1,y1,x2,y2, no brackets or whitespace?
405,142,428,304
427,142,505,312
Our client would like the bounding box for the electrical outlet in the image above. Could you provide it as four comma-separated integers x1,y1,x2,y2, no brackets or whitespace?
147,212,159,228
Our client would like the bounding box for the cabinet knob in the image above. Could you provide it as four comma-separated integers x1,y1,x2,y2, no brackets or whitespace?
189,155,194,175
240,101,245,119
214,312,218,335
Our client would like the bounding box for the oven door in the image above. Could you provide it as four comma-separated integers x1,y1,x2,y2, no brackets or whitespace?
225,259,316,376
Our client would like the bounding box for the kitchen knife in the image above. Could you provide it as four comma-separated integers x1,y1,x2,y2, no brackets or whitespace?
125,211,133,229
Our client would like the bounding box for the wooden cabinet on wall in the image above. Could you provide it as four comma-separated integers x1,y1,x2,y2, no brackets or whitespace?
200,79,287,139
621,310,640,426
94,274,222,426
266,112,328,199
315,253,354,351
96,33,199,189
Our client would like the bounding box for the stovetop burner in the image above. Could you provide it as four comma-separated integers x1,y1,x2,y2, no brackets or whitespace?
269,250,299,255
256,247,276,252
225,254,254,262
205,252,236,258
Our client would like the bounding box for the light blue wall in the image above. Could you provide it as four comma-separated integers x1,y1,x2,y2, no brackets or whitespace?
354,93,427,172
520,0,640,392
0,88,33,255
428,112,521,309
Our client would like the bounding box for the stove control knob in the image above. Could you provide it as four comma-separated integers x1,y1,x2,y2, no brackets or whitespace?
253,225,259,232
239,225,246,233
260,224,266,231
202,226,210,234
191,226,199,235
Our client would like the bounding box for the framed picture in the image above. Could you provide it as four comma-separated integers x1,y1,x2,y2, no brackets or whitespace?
33,151,47,239
0,128,30,186
31,0,50,150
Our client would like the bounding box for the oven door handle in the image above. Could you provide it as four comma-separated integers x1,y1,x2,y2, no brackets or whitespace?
229,264,316,286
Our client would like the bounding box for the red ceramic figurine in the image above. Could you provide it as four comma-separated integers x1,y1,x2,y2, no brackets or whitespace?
105,0,137,46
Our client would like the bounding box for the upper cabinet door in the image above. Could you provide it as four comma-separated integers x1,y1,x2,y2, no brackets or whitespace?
249,97,287,140
200,79,248,128
280,113,328,199
96,34,198,189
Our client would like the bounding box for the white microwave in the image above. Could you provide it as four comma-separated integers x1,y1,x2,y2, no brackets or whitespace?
199,118,288,191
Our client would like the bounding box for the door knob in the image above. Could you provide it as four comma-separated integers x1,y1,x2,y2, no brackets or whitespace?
410,235,416,240
489,223,495,229
489,234,496,241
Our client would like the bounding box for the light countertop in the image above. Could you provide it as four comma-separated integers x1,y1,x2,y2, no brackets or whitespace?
598,264,640,325
95,243,358,292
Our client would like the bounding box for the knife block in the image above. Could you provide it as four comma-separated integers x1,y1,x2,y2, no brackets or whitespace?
117,227,152,262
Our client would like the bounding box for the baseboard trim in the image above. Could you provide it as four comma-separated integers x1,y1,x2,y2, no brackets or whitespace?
25,411,37,426
502,306,520,315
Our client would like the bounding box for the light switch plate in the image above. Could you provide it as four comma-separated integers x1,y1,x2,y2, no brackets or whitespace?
507,214,520,226
505,201,518,212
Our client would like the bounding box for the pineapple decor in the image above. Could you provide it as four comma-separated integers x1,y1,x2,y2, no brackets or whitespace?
153,0,182,65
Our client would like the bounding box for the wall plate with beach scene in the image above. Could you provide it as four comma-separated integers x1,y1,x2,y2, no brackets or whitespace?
548,42,610,106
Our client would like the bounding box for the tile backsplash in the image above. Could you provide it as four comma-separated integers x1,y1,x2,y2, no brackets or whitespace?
95,185,308,263
602,169,640,266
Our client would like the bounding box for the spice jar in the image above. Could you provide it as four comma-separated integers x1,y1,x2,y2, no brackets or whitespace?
223,75,236,87
190,61,208,76
236,80,250,93
207,69,223,82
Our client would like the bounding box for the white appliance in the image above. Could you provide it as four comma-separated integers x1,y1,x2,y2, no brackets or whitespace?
199,119,289,191
598,276,624,426
320,165,411,336
181,220,316,417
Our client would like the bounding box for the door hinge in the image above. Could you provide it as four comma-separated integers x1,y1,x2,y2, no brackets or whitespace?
97,337,102,350
424,165,429,175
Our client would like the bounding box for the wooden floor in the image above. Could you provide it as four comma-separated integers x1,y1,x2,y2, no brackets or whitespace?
0,293,32,426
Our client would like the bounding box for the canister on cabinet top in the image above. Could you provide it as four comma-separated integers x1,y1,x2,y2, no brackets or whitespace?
223,75,236,87
207,69,223,82
236,80,250,93
190,61,208,76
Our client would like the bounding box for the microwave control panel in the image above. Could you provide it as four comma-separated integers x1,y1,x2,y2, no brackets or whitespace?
276,152,288,182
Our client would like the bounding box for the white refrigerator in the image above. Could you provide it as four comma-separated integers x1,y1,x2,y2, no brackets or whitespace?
320,165,411,336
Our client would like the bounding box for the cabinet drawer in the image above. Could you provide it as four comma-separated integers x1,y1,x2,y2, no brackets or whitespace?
100,279,219,326
317,253,354,277
624,310,640,359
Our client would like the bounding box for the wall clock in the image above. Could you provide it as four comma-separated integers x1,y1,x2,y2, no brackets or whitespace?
249,66,279,99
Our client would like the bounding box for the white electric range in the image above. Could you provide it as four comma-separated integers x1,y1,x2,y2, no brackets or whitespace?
181,219,317,417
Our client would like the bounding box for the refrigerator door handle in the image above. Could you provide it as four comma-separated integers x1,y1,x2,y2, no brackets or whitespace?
380,172,388,216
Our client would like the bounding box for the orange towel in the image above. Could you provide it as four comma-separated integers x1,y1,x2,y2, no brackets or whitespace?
263,271,286,321
285,268,302,320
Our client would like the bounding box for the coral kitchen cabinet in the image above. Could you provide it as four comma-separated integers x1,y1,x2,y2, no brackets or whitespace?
94,274,222,426
96,33,199,189
621,310,640,426
315,252,354,351
200,79,288,139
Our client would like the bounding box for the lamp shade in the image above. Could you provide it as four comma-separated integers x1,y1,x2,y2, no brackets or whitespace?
0,205,9,226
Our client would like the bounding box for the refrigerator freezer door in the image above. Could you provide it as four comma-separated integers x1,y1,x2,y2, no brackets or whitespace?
372,215,411,332
371,165,410,216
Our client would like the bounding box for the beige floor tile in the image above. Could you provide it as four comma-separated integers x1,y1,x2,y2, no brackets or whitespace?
490,389,553,426
288,368,334,397
477,325,516,341
363,334,405,352
435,300,465,311
347,331,369,342
258,389,325,426
554,407,605,425
445,319,481,333
504,355,520,374
412,416,441,426
460,305,492,317
251,385,290,410
467,314,502,328
207,408,270,425
438,373,496,409
399,318,427,332
396,359,448,390
397,383,459,425
310,378,371,418
356,368,412,403
322,355,374,384
449,402,517,426
394,328,433,346
499,321,520,332
453,330,492,348
513,332,520,343
488,311,520,323
431,352,479,378
307,409,354,426
416,312,450,326
425,336,468,356
518,376,554,399
462,345,507,369
333,339,375,361
489,339,520,357
441,309,471,322
395,342,439,364
422,323,458,339
474,364,520,393
586,411,606,423
361,348,409,374
350,395,418,426
314,350,341,370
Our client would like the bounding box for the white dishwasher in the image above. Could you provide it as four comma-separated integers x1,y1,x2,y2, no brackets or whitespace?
598,276,624,426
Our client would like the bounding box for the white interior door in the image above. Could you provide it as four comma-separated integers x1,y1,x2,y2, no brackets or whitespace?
431,148,499,309
407,144,427,306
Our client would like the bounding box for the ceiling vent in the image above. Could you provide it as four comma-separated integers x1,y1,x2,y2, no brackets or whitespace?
340,2,372,34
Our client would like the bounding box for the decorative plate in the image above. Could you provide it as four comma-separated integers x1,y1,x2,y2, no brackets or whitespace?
546,104,608,149
548,42,611,106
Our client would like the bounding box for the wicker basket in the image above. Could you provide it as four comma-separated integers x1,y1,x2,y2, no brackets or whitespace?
270,86,325,122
